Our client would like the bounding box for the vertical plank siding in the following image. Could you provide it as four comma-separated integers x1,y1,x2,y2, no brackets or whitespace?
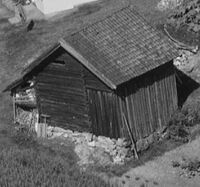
86,89,122,138
117,62,177,140
84,61,177,140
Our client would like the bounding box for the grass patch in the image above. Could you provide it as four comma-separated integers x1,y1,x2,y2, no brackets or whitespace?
0,145,110,186
0,126,110,187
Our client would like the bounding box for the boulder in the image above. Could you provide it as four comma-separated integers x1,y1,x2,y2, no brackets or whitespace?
113,155,124,165
92,147,112,166
153,132,160,142
88,141,96,147
75,144,93,166
96,136,116,152
51,132,64,138
146,134,154,145
82,132,93,142
189,124,200,141
98,136,115,145
47,126,54,132
116,138,126,147
72,131,81,136
96,141,115,153
47,131,53,138
65,129,73,134
63,133,70,138
109,149,117,156
53,127,68,133
73,136,86,144
116,147,129,157
136,139,149,152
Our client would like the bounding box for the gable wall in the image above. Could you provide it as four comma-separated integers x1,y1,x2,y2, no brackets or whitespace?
35,51,91,132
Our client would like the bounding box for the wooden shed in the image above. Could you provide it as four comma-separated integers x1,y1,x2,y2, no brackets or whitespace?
5,6,179,140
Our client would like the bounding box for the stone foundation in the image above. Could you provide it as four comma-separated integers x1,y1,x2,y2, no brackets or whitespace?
47,126,168,166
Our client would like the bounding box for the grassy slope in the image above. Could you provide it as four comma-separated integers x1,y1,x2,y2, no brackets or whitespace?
2,0,200,181
0,126,110,186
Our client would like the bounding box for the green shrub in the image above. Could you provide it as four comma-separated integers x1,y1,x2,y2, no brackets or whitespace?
167,105,200,141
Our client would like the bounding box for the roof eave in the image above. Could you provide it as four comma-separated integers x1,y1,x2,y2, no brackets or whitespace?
3,44,61,93
3,77,24,92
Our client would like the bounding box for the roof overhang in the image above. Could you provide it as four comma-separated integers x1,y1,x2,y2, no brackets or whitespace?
3,44,61,92
3,39,117,92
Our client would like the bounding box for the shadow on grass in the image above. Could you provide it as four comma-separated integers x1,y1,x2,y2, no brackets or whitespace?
176,69,200,107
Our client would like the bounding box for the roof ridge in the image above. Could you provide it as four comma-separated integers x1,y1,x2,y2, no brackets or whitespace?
64,3,175,49
64,2,131,38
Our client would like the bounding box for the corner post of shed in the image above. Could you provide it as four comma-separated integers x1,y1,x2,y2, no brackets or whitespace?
12,91,16,124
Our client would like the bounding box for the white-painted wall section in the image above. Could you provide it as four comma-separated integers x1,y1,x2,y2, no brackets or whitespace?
33,0,97,14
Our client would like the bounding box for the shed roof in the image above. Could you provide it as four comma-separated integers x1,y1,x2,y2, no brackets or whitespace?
61,5,178,87
4,5,178,91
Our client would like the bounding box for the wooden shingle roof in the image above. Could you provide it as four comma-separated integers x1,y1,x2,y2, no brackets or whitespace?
4,5,179,92
62,5,178,87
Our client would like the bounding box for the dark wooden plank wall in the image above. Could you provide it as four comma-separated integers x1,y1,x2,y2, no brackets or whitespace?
86,89,123,138
82,61,177,140
35,52,91,132
119,62,177,140
34,48,177,140
83,68,111,92
83,66,124,138
83,67,120,138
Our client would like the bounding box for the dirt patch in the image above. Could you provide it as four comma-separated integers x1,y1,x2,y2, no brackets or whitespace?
109,137,200,187
0,0,13,19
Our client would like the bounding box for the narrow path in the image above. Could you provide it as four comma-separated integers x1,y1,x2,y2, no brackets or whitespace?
110,137,200,187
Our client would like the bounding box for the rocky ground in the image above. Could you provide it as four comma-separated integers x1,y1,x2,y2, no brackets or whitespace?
47,126,131,166
46,124,173,170
107,135,200,187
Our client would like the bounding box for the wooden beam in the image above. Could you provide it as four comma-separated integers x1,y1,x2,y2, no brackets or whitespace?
13,93,16,124
59,38,116,90
122,113,139,159
23,44,60,74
